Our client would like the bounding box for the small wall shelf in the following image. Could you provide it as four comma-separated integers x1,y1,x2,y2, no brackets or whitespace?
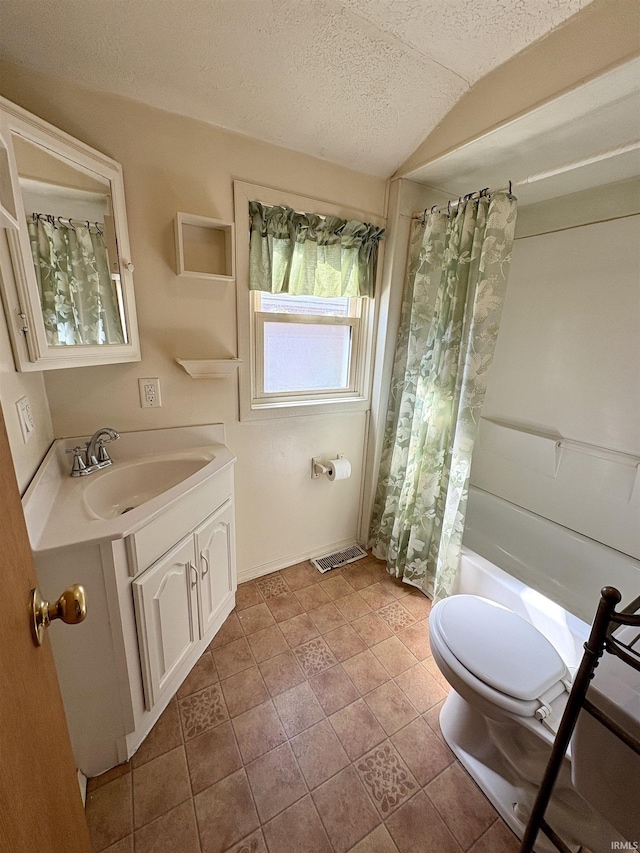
174,212,235,281
175,358,242,379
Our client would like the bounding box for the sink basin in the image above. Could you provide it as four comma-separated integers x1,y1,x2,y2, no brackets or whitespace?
83,455,211,520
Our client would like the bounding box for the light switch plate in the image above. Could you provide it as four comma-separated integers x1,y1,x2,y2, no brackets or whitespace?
16,396,35,443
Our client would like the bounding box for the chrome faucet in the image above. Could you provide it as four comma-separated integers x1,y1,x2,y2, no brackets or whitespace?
67,427,120,477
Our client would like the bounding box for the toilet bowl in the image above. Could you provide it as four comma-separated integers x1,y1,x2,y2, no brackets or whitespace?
429,594,626,852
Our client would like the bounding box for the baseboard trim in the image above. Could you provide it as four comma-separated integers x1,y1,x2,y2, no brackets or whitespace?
237,537,362,584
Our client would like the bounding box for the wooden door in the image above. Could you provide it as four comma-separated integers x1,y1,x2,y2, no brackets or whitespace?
195,500,235,638
132,536,199,710
0,405,92,852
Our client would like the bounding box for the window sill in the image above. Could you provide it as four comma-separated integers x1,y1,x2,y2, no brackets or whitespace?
241,395,370,421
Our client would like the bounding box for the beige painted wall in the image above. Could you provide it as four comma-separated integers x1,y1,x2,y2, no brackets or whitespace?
0,60,386,576
398,0,640,177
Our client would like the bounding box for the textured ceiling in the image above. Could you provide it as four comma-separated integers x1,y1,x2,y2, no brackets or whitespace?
0,0,592,177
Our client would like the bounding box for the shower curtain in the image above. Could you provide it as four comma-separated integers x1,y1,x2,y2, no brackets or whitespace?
369,190,518,600
27,216,124,346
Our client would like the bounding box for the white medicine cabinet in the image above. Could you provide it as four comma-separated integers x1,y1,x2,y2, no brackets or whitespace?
0,96,141,370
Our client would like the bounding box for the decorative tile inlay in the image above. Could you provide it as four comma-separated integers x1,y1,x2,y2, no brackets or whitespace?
377,601,416,633
293,637,338,677
179,683,228,740
256,575,290,599
356,743,417,815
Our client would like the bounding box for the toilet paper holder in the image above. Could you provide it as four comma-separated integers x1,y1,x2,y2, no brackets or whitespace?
311,454,346,479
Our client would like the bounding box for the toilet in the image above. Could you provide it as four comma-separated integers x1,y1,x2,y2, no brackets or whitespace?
429,594,627,852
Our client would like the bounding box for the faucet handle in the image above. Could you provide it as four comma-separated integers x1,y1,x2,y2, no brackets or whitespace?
96,440,112,464
66,446,87,476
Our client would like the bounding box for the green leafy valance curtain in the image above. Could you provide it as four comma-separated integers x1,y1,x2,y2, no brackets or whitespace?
249,201,384,299
369,191,518,601
27,216,124,346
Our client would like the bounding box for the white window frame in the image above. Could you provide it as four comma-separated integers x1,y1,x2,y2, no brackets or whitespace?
234,181,384,421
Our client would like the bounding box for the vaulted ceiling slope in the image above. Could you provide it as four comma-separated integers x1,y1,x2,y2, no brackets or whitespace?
0,0,594,177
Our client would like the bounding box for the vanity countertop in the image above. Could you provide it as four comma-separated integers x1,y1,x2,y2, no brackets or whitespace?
23,424,235,555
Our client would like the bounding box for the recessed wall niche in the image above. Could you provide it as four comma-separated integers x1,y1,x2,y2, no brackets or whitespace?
174,211,235,281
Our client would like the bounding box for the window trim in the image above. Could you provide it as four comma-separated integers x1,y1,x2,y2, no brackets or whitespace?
234,180,384,421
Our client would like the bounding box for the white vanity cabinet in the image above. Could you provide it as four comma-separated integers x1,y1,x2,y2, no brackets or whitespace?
133,499,235,709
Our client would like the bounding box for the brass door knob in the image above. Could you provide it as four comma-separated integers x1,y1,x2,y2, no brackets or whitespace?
31,584,87,647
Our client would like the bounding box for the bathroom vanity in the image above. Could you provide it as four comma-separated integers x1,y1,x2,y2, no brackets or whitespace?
22,424,236,776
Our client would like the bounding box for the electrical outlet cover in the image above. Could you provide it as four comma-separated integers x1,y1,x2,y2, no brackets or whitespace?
138,378,162,408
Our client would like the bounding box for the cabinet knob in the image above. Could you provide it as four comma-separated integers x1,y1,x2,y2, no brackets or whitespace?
30,584,87,647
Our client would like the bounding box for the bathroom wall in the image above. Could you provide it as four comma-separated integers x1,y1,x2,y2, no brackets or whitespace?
470,178,640,557
0,60,386,578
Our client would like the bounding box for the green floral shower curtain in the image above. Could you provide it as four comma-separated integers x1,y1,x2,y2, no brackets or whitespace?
27,216,124,346
369,191,518,600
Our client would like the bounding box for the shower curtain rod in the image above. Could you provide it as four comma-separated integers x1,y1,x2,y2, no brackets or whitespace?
412,139,640,220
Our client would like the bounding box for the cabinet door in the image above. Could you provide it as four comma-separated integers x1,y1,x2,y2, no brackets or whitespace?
195,500,236,639
132,536,199,709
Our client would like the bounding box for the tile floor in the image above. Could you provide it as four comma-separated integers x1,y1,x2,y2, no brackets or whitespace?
85,555,522,853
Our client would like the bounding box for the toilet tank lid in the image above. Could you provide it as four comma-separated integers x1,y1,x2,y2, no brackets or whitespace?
437,595,569,701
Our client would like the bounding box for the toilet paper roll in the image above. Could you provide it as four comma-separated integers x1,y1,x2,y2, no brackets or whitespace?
327,458,351,481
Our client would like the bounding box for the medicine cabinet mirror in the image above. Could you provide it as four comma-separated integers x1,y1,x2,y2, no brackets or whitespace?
0,96,140,371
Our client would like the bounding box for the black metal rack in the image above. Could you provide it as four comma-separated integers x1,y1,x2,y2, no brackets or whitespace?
519,586,640,853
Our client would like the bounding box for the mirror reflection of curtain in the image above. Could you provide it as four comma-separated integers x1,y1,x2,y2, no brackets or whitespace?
369,191,518,601
27,216,124,346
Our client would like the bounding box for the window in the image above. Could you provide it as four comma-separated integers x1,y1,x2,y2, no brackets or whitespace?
234,181,384,420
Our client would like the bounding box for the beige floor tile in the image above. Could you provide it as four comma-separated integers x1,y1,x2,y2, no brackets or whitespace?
210,611,243,648
247,624,289,663
364,681,418,736
370,635,418,676
177,650,219,698
391,716,453,786
235,582,264,611
259,649,306,695
355,741,418,817
312,765,380,853
221,665,269,717
232,700,287,763
308,601,348,634
279,562,318,591
423,699,449,746
397,621,432,660
194,768,259,853
273,680,325,737
318,573,354,600
266,591,305,622
329,698,386,761
423,654,450,689
349,824,399,852
425,762,497,849
262,795,333,853
342,649,390,695
290,718,350,789
246,742,307,822
132,746,191,830
377,601,417,633
226,828,269,853
87,761,130,793
102,837,133,853
85,773,132,852
385,790,463,853
295,583,331,611
324,623,367,661
293,636,338,677
133,799,200,853
334,592,373,622
256,574,290,599
132,702,183,768
468,819,520,852
395,663,447,713
359,583,397,611
237,602,276,635
278,612,320,648
212,636,256,679
400,591,432,620
186,719,242,794
351,612,394,646
179,683,229,740
308,663,359,715
342,564,377,591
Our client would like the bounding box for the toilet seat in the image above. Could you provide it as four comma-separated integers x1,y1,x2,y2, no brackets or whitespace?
430,595,571,719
